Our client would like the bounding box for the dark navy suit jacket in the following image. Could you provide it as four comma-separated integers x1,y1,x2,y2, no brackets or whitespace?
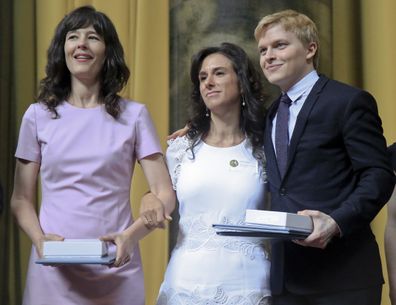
265,75,395,295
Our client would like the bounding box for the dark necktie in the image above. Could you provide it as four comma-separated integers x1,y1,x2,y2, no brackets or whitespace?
275,93,292,178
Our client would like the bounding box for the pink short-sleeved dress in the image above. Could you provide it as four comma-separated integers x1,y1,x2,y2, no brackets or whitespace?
16,100,162,305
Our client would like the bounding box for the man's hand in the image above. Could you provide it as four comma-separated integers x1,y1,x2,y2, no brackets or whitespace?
293,210,340,249
167,125,189,140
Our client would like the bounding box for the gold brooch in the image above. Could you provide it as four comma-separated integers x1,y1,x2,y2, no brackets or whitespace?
229,160,239,167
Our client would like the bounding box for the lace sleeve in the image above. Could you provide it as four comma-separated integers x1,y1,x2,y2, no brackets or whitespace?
166,136,190,190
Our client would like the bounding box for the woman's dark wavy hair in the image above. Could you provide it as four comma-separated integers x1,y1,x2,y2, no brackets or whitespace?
37,5,130,119
187,42,267,160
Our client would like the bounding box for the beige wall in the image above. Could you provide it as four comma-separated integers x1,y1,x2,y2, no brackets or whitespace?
362,2,396,305
334,1,396,304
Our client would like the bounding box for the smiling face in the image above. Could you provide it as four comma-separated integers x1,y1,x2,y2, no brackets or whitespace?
257,23,317,92
198,53,241,116
64,25,106,84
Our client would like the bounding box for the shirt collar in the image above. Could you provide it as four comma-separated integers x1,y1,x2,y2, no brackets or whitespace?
284,70,319,103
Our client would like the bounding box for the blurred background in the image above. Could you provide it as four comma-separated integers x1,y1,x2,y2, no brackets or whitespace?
0,1,395,305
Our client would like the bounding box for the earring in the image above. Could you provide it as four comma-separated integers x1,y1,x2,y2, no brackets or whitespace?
205,108,210,117
241,95,246,107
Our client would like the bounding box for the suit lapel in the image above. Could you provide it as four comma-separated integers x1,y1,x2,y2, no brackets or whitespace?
266,76,330,183
286,76,329,175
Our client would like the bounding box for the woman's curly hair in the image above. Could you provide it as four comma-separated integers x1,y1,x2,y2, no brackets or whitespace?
187,42,267,160
37,5,130,119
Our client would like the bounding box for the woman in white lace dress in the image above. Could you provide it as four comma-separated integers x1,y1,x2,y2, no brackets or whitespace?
153,42,271,305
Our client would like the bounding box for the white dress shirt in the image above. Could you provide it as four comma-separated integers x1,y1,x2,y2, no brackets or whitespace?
271,70,320,152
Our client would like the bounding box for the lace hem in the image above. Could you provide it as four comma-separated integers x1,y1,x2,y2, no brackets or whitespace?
174,216,270,260
157,287,271,305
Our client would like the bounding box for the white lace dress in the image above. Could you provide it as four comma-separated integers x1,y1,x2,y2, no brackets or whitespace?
157,136,271,305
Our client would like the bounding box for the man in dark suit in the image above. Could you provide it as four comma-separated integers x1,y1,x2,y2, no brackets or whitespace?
254,9,395,305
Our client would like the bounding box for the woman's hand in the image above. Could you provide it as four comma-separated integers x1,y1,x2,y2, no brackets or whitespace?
100,231,135,268
140,192,172,230
34,233,65,258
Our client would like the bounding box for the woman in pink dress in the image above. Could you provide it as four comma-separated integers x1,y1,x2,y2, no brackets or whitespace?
10,6,175,305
